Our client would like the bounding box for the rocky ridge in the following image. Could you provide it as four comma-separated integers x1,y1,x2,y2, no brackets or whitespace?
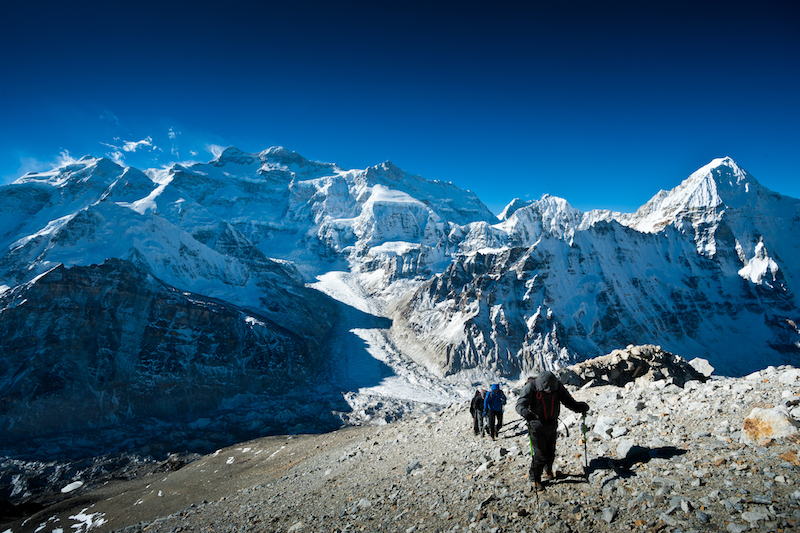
4,349,799,533
555,344,710,389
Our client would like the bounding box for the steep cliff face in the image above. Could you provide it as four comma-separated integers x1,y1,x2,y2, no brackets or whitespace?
0,259,333,453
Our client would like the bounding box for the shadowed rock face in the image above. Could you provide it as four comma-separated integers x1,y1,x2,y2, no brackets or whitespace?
0,258,335,454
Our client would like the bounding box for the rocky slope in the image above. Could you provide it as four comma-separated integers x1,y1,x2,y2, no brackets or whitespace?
0,258,338,460
3,348,799,533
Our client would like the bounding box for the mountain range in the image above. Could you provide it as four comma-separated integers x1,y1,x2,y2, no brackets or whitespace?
0,148,797,459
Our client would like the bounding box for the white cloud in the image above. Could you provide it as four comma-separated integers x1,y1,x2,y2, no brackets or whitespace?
206,144,225,158
122,137,154,153
108,150,125,165
168,128,180,156
54,149,79,168
100,142,125,164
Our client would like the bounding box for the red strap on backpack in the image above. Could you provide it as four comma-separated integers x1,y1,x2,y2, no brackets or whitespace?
536,391,556,420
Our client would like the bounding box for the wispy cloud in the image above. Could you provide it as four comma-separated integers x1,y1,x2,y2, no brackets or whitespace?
99,136,160,166
168,127,180,156
206,144,225,158
122,136,155,153
2,150,80,184
99,109,120,125
108,151,125,165
100,142,125,164
54,149,79,168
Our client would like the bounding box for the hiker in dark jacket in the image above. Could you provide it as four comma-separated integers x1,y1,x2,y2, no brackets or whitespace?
516,371,589,492
469,389,486,436
483,384,507,439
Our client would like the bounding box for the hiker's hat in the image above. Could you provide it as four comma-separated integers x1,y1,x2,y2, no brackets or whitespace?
535,371,559,392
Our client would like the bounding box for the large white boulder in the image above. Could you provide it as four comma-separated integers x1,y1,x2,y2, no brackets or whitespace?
688,357,714,378
741,407,800,446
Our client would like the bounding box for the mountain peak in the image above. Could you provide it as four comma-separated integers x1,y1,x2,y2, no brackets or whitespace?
213,146,258,166
259,146,315,168
498,198,532,220
626,157,763,233
665,156,767,214
262,146,291,158
689,155,747,185
701,155,740,174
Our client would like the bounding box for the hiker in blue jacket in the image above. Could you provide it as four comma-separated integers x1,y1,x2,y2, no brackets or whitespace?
483,383,507,440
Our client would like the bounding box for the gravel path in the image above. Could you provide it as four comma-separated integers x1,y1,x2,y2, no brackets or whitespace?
5,366,800,533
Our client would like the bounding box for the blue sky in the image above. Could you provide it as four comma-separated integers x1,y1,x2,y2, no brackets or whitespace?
1,1,798,215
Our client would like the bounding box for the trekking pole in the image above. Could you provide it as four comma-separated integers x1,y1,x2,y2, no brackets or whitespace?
581,413,589,481
528,429,540,511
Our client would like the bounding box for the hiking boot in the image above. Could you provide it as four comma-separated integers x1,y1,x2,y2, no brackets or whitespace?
532,481,545,493
543,468,555,481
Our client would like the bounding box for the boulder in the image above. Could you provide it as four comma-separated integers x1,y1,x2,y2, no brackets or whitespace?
564,345,707,389
779,368,800,385
688,357,715,378
741,407,800,446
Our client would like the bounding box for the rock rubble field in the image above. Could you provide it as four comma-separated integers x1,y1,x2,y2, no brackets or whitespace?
4,348,800,533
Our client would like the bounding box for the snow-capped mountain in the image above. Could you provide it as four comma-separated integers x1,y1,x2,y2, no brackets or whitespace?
0,147,496,458
392,157,798,377
0,149,797,460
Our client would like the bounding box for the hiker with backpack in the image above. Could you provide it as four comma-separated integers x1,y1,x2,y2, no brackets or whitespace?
516,371,589,492
469,389,486,436
483,384,506,439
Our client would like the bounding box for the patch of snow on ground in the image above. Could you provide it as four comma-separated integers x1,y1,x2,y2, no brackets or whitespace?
310,271,381,315
738,242,779,285
61,481,83,493
116,183,168,215
68,508,106,531
368,241,419,256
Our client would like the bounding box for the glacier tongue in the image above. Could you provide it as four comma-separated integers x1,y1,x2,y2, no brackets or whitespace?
310,270,474,425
